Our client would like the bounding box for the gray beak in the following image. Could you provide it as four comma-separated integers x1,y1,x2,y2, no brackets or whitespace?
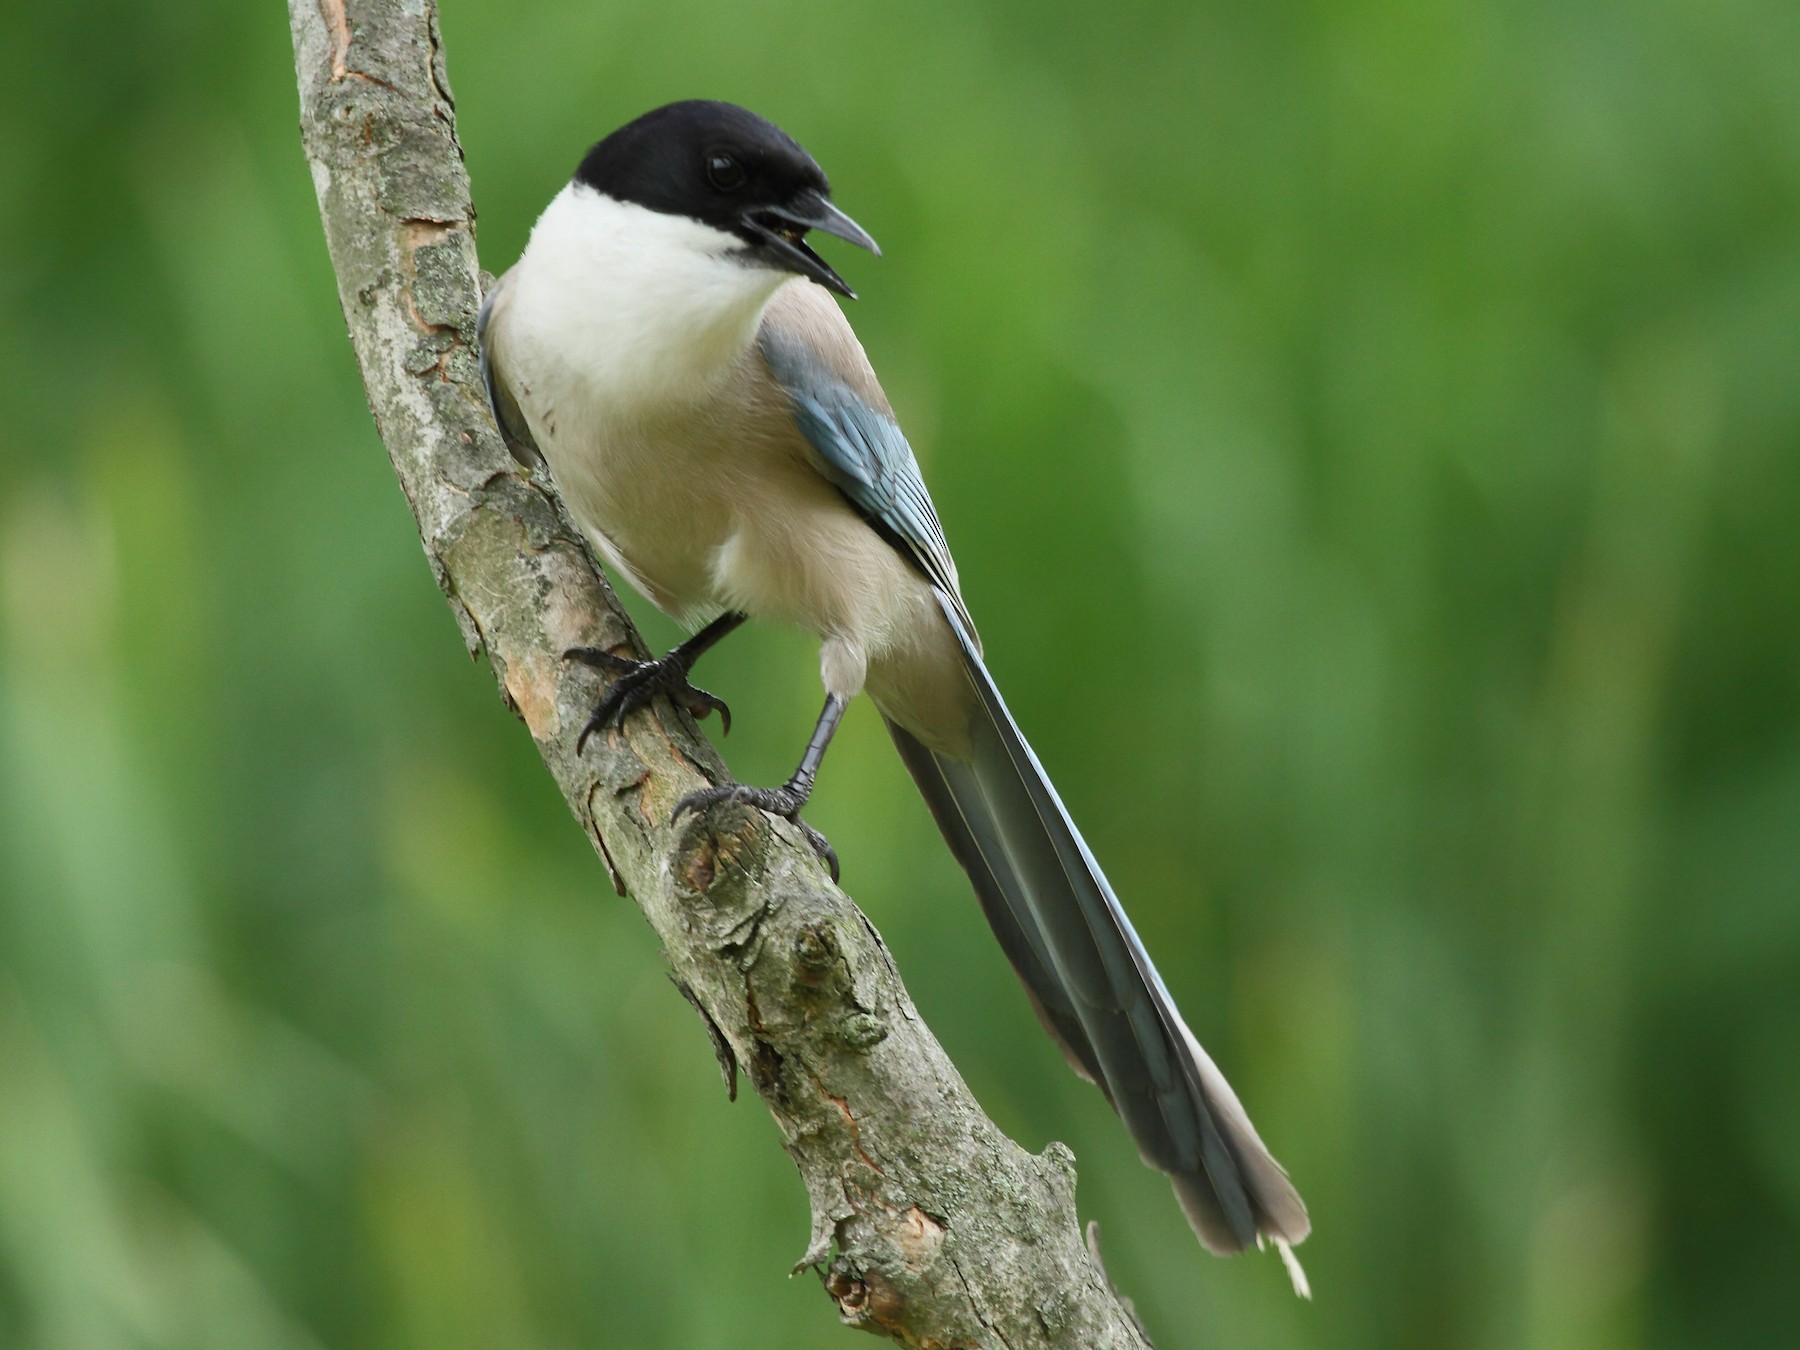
745,189,880,298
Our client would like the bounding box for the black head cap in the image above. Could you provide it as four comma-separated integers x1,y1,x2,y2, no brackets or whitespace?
574,100,879,297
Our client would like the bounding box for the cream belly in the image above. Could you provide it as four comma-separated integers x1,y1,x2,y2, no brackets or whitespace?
535,372,971,752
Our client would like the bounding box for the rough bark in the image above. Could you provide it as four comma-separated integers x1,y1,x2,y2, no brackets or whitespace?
289,2,1156,1344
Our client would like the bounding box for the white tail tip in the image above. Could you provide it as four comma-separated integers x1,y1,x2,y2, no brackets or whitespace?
1272,1237,1311,1299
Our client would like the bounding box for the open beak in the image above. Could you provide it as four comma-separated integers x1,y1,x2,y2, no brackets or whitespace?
745,189,880,299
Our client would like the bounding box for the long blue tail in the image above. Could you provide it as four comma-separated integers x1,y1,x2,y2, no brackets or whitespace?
888,597,1309,1266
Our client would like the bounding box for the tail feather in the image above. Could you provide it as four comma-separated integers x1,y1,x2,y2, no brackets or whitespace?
888,732,1105,1084
888,596,1309,1261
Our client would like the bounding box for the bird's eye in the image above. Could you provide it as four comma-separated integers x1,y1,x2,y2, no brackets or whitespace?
706,152,746,191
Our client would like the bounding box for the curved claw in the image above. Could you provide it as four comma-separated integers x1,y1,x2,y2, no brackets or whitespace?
795,818,840,883
671,684,732,737
565,646,732,751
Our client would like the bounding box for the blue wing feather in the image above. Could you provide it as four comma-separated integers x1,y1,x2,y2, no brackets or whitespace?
758,325,972,633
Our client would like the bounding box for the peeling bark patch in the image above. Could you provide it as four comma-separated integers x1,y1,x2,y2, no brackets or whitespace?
499,647,557,738
823,1089,883,1177
675,813,766,913
580,783,628,895
320,0,350,79
826,1265,867,1317
316,0,402,94
827,1264,907,1332
404,217,455,249
602,760,651,797
674,977,739,1101
742,988,792,1105
862,1268,909,1330
682,835,716,894
829,1265,944,1346
748,1037,789,1104
897,1206,946,1264
405,227,474,331
426,5,457,115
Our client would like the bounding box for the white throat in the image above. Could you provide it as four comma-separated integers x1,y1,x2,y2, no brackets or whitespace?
511,183,790,411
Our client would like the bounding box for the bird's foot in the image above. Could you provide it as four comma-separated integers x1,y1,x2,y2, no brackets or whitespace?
673,783,839,882
565,645,732,751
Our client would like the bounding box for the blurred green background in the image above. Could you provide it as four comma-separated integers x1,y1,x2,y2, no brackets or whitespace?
2,0,1796,1346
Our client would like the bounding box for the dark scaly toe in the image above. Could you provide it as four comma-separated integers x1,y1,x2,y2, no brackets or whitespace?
565,646,733,751
672,784,838,879
564,646,637,676
794,818,840,883
672,783,807,821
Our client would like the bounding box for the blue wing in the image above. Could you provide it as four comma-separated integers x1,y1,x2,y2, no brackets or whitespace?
757,322,974,635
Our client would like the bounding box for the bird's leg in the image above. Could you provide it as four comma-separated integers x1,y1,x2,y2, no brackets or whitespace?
674,693,847,880
566,611,747,751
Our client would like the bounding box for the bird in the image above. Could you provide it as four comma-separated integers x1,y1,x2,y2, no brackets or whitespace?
478,99,1310,1286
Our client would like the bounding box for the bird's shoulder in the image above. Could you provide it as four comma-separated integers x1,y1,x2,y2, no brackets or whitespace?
756,282,895,421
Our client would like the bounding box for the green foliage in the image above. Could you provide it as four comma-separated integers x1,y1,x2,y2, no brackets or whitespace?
2,1,1796,1346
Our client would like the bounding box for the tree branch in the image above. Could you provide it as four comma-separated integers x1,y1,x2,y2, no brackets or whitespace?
289,2,1155,1343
